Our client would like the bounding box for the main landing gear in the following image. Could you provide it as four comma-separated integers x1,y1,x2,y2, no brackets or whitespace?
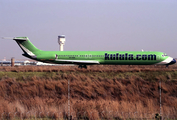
78,65,87,69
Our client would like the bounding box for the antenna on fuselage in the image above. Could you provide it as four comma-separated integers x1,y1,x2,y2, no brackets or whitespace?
58,35,66,51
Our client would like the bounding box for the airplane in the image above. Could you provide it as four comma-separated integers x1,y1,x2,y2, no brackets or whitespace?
2,37,176,69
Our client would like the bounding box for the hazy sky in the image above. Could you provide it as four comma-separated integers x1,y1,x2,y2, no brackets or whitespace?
0,0,177,59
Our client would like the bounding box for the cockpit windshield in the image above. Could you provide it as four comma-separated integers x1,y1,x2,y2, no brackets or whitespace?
162,53,168,57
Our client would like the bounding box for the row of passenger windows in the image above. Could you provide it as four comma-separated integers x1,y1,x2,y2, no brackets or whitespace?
58,55,104,57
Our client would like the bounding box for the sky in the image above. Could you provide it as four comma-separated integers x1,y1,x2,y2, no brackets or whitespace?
0,0,177,59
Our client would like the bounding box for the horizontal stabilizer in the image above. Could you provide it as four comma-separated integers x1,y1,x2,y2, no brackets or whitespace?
2,37,28,41
13,37,28,41
2,37,14,40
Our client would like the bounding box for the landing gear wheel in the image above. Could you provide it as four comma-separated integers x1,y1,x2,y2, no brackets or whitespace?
83,65,87,69
78,65,87,69
78,65,82,69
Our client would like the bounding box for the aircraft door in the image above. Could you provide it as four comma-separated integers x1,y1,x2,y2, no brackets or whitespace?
55,54,58,59
157,55,160,61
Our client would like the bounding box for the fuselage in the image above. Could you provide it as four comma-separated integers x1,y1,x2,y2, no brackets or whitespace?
34,51,175,65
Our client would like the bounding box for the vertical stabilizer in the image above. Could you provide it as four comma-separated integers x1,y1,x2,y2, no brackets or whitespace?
13,37,41,58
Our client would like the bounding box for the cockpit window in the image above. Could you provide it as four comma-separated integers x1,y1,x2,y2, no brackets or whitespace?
162,53,168,57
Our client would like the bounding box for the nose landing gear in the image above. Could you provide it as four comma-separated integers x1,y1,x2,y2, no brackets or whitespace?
166,64,169,68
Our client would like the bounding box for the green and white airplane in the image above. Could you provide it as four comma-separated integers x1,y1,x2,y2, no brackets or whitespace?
3,37,176,68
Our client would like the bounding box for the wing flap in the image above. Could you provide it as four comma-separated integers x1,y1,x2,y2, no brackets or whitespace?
55,59,99,64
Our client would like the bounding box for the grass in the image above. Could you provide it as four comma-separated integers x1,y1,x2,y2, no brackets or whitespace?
0,70,177,82
0,65,177,119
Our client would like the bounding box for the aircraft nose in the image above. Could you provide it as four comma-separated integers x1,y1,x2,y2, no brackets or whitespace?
169,58,176,65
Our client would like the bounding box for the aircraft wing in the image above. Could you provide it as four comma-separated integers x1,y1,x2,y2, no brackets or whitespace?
55,59,100,65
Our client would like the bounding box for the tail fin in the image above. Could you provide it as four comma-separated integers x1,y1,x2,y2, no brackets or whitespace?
3,37,41,59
